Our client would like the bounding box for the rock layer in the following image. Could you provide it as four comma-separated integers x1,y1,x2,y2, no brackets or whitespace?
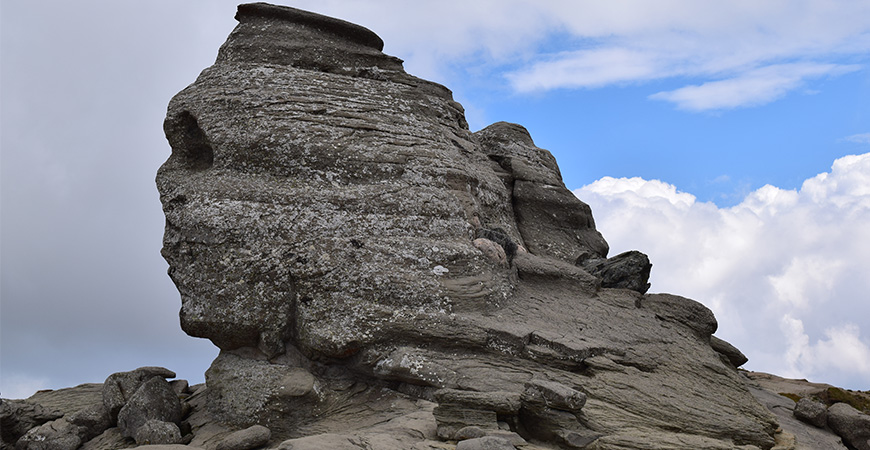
153,3,786,449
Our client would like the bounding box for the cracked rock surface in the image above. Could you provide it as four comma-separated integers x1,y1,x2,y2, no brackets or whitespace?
151,3,782,449
15,3,870,450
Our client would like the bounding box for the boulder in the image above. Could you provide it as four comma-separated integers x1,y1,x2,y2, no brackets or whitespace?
66,403,111,442
743,371,849,450
0,399,63,446
103,367,176,422
15,418,81,450
580,250,652,294
169,380,190,397
793,397,827,428
641,293,718,338
455,436,516,450
215,425,271,450
710,335,749,368
117,377,182,439
79,428,134,450
827,402,870,450
454,426,487,440
133,420,183,446
204,351,316,430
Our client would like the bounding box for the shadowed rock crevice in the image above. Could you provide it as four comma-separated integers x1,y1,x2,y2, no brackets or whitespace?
164,111,214,172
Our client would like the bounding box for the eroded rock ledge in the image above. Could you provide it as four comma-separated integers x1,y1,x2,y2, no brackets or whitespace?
8,3,870,450
159,2,772,448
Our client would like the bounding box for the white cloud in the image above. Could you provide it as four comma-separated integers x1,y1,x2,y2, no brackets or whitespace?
503,0,870,102
782,317,870,380
842,133,870,145
217,1,869,109
575,153,870,389
507,48,661,92
649,63,860,111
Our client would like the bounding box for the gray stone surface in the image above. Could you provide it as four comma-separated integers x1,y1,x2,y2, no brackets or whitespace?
744,372,848,450
154,3,780,449
581,250,652,294
133,446,202,450
433,405,498,440
79,428,134,450
103,367,176,423
433,390,521,415
117,377,182,439
455,426,487,440
827,402,870,450
455,436,516,450
204,351,315,431
710,335,749,368
0,399,63,446
15,419,82,450
521,379,586,412
793,397,827,428
27,384,103,417
214,425,271,450
134,420,183,446
66,403,111,442
640,293,718,338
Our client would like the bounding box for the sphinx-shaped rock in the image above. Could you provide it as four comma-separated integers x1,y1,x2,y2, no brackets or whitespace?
158,3,779,449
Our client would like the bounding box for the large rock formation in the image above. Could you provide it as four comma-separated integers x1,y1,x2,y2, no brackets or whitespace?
7,3,868,450
154,3,781,449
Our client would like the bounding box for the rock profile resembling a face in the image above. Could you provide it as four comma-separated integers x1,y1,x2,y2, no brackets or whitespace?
157,3,778,448
157,2,606,360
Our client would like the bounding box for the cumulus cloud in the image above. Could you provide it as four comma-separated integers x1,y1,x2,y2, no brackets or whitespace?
575,153,870,389
781,317,870,380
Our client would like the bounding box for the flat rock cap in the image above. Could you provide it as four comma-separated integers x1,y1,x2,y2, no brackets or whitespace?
236,2,385,51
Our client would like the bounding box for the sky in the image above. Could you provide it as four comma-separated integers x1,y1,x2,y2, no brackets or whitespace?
1,1,868,398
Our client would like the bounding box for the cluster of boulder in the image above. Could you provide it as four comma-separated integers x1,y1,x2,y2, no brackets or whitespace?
1,367,273,450
2,367,185,449
742,372,870,450
5,3,868,450
795,399,870,449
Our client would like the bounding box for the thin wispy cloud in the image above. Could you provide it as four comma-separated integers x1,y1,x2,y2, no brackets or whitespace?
842,133,870,145
649,63,861,111
502,1,870,109
290,1,870,110
575,152,870,389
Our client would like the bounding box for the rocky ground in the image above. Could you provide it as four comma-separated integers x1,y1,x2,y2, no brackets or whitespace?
3,369,868,450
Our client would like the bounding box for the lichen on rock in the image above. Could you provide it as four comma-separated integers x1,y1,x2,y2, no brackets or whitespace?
154,3,783,449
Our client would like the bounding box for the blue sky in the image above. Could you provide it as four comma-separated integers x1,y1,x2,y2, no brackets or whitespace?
2,0,869,398
459,74,869,206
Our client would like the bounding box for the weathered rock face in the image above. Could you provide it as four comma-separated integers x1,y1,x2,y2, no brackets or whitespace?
156,3,786,449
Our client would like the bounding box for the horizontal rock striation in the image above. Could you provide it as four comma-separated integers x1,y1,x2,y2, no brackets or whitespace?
3,8,864,449
132,2,863,450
